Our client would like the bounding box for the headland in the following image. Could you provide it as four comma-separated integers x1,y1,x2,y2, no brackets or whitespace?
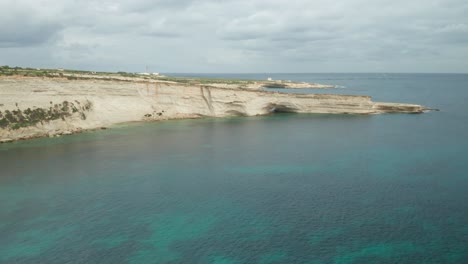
0,66,431,143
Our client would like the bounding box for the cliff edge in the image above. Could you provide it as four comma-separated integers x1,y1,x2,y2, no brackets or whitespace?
0,76,430,142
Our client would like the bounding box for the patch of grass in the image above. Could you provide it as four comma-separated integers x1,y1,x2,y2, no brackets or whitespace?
0,66,269,87
155,76,256,86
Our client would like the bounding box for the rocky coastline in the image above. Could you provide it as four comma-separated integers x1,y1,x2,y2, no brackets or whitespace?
0,74,431,143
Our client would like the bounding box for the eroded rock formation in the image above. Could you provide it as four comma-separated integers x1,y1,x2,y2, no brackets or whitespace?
0,77,430,142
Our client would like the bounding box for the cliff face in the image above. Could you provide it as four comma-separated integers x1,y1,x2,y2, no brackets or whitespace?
0,77,430,142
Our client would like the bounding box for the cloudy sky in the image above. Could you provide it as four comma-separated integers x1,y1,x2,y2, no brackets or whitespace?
0,0,467,73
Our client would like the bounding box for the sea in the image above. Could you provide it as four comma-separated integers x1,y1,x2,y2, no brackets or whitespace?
1,73,467,264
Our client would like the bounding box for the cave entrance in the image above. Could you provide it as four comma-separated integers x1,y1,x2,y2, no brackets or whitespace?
265,103,299,114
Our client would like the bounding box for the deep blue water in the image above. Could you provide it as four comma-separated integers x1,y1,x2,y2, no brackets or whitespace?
1,73,467,263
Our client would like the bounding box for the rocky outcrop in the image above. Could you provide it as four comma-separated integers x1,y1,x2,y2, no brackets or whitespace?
0,77,430,142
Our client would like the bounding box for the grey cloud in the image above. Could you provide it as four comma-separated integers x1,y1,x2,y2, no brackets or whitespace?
0,0,467,73
143,31,181,38
127,0,196,12
270,32,340,43
0,8,63,47
0,22,62,48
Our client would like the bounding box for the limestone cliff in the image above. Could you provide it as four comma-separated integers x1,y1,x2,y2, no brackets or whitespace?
0,77,430,142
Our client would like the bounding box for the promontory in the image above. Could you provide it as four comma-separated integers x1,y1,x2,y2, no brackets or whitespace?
0,67,431,143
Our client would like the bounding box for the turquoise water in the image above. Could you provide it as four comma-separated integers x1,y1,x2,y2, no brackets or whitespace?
1,73,468,263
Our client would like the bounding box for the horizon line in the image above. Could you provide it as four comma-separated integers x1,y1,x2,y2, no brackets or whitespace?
166,72,468,75
2,65,466,75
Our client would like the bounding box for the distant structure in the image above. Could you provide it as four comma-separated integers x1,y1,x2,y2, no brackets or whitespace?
58,68,64,71
138,65,160,76
267,77,273,81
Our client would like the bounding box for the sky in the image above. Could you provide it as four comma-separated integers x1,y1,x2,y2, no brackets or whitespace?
0,0,467,73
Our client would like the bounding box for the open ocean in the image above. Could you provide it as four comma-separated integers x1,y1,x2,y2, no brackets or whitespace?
1,73,467,263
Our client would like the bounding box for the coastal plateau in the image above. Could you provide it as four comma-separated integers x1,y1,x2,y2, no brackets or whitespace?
0,75,430,142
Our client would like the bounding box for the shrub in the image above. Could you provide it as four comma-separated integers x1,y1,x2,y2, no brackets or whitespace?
0,100,92,129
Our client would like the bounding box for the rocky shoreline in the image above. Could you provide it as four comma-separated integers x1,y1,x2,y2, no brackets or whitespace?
0,75,431,143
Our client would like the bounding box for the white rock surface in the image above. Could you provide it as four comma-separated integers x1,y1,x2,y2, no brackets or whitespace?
0,77,429,142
